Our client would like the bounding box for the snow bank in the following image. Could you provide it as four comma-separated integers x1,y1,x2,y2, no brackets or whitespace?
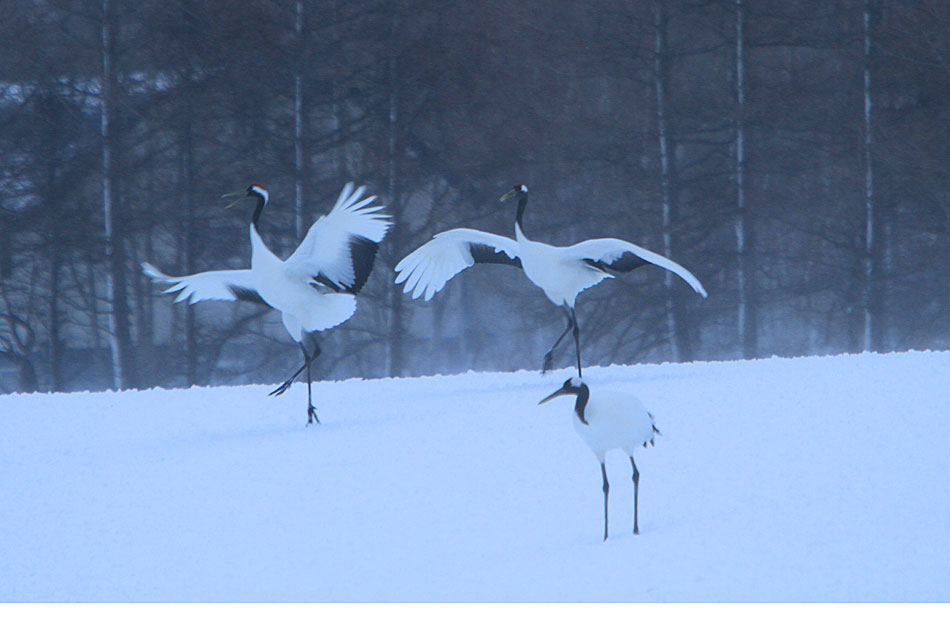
1,351,947,601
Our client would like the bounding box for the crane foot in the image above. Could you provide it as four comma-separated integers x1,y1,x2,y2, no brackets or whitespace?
269,380,293,397
307,405,321,426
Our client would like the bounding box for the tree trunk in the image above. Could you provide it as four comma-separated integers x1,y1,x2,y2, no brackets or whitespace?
386,2,406,377
100,0,134,389
861,0,877,352
42,98,64,391
734,0,757,359
0,315,39,393
137,199,156,385
330,0,347,181
48,238,63,390
178,106,199,386
294,0,308,242
652,1,691,361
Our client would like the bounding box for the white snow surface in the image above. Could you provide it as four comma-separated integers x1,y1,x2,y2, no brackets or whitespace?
1,351,948,602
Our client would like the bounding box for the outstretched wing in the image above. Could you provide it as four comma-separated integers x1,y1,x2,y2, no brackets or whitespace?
394,228,522,301
283,183,391,294
141,262,268,306
565,238,708,297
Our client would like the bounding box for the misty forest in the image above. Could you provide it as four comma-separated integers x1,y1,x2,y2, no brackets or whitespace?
1,0,948,395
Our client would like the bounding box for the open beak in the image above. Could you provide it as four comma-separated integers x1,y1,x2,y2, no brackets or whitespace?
538,387,568,405
500,188,518,202
222,191,245,208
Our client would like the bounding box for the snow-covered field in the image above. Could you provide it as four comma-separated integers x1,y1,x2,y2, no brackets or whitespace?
1,351,948,602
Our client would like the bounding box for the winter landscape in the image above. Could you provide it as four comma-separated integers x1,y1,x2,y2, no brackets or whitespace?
2,350,947,602
3,0,950,610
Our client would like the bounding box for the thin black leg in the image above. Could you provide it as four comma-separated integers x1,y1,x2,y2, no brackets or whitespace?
630,456,640,535
542,308,574,374
269,356,307,396
305,352,320,426
601,461,609,541
269,336,322,428
570,307,582,378
303,335,321,426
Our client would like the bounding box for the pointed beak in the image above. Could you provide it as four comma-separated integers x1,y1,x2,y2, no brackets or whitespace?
539,387,568,405
222,191,245,208
500,188,517,202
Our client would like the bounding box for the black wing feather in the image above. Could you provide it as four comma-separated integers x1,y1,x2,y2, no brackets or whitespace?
227,284,268,305
311,273,342,292
347,235,381,294
469,243,522,268
311,235,381,295
583,251,649,274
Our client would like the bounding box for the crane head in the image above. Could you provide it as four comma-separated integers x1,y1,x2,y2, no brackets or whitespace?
499,183,528,202
539,377,587,405
222,184,269,208
246,184,269,205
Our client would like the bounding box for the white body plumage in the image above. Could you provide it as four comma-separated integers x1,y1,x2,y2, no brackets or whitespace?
142,182,390,425
395,183,706,375
143,183,389,341
395,186,706,309
245,222,357,341
540,377,659,539
513,223,610,308
568,387,656,462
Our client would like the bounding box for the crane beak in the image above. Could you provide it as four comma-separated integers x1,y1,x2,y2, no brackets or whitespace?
538,387,568,405
500,189,517,202
222,191,245,208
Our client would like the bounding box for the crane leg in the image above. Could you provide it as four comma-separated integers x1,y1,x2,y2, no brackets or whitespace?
269,335,322,427
542,307,575,374
269,362,306,396
630,456,640,535
304,337,322,426
570,307,582,378
601,461,610,541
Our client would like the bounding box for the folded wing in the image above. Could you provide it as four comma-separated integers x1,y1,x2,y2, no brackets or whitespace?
566,238,708,298
394,228,522,301
283,183,391,294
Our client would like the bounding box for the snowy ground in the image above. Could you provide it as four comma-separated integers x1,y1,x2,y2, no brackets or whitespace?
1,351,948,602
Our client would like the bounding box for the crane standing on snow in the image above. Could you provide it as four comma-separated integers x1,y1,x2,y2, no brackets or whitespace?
143,183,391,426
539,377,660,540
394,184,707,377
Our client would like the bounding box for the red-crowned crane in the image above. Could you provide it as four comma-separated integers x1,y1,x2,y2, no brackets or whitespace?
143,183,390,426
394,184,706,376
539,377,660,541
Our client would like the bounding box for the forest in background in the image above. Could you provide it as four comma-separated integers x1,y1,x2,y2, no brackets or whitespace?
1,0,948,393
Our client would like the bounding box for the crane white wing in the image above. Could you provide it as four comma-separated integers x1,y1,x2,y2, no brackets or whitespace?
394,228,522,301
565,238,708,298
283,182,391,294
142,263,267,306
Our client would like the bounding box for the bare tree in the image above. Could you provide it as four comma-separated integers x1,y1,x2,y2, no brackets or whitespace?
99,0,135,388
652,0,692,361
0,312,38,393
1,0,949,392
734,0,758,359
861,0,877,351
